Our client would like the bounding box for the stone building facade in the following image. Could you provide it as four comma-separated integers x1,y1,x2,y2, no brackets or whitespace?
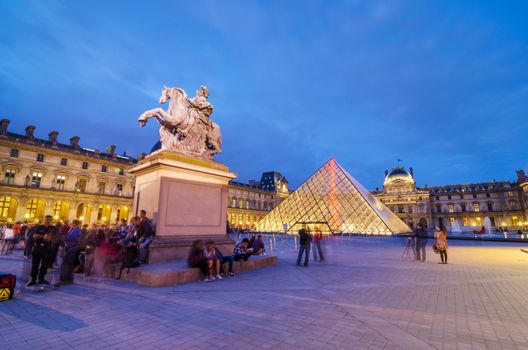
0,119,136,225
374,166,528,232
227,172,289,231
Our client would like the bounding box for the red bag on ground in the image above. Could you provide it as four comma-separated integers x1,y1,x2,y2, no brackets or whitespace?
0,274,16,301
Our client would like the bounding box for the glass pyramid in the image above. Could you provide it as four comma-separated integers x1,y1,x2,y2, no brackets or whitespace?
253,158,411,235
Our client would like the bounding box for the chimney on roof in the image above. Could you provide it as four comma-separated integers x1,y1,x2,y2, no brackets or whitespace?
384,169,389,177
48,130,59,145
25,125,36,140
0,119,9,136
409,167,414,177
137,152,146,160
69,136,80,149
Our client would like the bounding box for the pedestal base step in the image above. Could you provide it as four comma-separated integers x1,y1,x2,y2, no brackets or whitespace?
104,255,278,287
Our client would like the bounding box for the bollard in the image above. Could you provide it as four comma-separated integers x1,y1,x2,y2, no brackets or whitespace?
294,236,298,251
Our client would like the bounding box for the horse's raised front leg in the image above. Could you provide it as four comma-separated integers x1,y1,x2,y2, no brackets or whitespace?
138,108,165,127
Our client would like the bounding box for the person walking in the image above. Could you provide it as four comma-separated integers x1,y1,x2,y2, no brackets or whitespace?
434,226,448,264
55,219,81,287
26,215,55,286
296,228,312,267
312,229,324,261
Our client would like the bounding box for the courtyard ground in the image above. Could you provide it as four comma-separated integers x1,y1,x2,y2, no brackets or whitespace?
2,236,528,349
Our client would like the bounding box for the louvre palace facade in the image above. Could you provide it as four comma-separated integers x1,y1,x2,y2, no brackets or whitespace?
373,167,528,232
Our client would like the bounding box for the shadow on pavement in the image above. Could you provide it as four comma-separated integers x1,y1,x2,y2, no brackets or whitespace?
0,298,88,331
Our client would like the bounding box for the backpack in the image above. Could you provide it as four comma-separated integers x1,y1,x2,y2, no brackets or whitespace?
0,274,16,301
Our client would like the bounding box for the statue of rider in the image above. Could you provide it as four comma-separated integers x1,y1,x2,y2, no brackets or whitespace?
188,85,213,130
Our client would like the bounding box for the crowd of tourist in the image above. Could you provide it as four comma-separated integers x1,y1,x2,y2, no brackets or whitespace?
0,210,155,287
187,234,266,282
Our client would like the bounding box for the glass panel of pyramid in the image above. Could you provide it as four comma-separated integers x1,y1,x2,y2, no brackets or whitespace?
253,158,411,235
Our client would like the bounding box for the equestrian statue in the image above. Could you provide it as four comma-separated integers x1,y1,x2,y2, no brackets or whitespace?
138,85,222,159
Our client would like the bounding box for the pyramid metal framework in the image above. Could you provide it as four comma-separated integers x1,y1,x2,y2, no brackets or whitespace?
253,159,411,235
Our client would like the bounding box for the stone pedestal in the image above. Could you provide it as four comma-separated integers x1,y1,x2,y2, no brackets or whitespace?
128,149,237,263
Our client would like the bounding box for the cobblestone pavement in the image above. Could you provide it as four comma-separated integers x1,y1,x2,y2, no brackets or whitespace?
2,236,528,349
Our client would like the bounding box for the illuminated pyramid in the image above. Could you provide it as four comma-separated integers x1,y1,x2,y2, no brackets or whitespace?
254,158,411,235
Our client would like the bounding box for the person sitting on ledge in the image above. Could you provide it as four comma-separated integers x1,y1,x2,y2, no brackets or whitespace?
187,240,208,281
214,244,234,277
204,240,222,281
233,238,253,262
251,234,265,255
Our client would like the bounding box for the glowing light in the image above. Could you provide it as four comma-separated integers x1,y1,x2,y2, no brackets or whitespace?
53,215,59,220
79,216,84,220
24,214,29,219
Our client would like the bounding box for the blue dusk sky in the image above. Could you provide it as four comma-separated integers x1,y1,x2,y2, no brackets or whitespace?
1,1,527,189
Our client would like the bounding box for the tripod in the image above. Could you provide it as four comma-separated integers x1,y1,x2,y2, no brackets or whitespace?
402,236,417,260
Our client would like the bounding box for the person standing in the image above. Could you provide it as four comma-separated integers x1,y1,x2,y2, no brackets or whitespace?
55,219,81,287
415,223,428,262
296,228,312,267
137,210,154,264
26,215,55,286
434,226,448,264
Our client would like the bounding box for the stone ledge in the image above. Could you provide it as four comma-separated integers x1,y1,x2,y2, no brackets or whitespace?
104,255,278,287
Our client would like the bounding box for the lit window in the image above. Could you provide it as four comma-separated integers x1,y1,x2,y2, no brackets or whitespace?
449,217,455,225
0,196,13,219
231,198,236,207
463,217,469,226
36,153,45,162
512,216,519,226
25,199,40,219
473,203,480,212
10,149,19,158
509,200,516,209
4,169,16,185
118,168,124,176
56,175,66,190
246,200,250,209
239,199,243,208
448,204,454,213
31,172,43,188
76,178,87,192
52,201,65,219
